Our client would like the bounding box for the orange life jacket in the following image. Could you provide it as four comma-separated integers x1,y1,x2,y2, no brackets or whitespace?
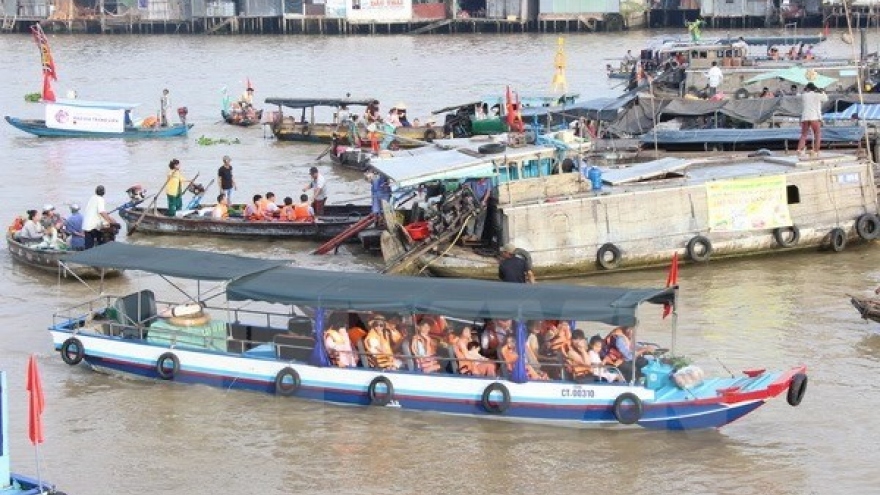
293,203,313,222
603,333,625,365
453,341,472,375
324,330,348,367
411,335,441,373
244,204,264,221
564,349,592,379
278,205,295,222
8,217,24,233
214,203,229,219
365,328,396,370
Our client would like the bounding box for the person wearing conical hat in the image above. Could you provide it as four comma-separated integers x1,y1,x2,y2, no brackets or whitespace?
396,102,411,127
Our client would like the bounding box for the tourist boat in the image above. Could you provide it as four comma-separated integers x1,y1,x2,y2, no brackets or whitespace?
434,93,580,138
1,367,62,495
117,203,373,240
5,100,192,138
221,108,263,127
264,97,440,148
375,141,880,279
849,294,880,324
49,242,808,430
6,232,123,279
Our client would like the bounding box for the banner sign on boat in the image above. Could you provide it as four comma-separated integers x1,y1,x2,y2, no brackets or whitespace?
706,175,792,232
347,0,411,21
45,104,125,133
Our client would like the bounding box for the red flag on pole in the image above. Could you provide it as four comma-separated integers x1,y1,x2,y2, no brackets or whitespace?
26,354,45,445
41,74,56,103
662,252,678,319
505,85,516,129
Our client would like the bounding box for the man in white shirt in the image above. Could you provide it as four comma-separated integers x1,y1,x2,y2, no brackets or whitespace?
706,61,723,97
797,82,829,157
302,166,328,216
83,185,114,249
732,37,749,58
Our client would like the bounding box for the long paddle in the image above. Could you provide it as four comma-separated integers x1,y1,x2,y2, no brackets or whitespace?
316,144,333,161
128,175,173,236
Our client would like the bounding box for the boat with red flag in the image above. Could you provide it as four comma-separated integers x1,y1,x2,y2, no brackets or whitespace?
49,243,807,430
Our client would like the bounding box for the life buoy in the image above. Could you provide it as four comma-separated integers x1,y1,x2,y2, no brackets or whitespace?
274,367,301,396
423,128,437,142
478,143,506,155
829,228,847,252
855,213,880,240
773,225,800,248
734,88,750,100
60,337,84,365
156,352,179,380
481,382,511,414
612,392,643,425
596,243,622,270
786,373,808,406
686,235,713,262
368,376,394,406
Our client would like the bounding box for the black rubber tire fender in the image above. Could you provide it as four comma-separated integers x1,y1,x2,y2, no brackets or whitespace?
596,242,622,270
734,88,750,100
787,373,808,407
773,225,800,248
829,228,847,252
301,124,311,136
423,128,437,142
481,382,511,414
274,366,301,396
478,143,506,155
60,337,84,366
855,213,880,240
368,376,394,406
686,235,713,262
156,352,180,380
612,392,643,425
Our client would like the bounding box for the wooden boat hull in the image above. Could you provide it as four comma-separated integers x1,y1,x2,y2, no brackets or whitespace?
118,204,373,240
850,295,880,323
271,118,438,148
6,234,122,279
221,109,263,127
5,116,192,138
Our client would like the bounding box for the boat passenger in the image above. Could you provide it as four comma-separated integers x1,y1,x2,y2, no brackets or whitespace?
336,104,350,125
16,210,43,243
364,315,401,370
787,46,797,60
83,185,114,249
804,45,814,60
212,194,229,220
239,86,254,108
759,87,774,99
364,100,380,124
526,321,544,369
263,192,280,218
603,326,654,380
347,320,368,351
465,341,497,377
387,107,401,128
397,103,411,127
165,159,185,217
480,319,510,360
588,335,622,382
160,88,171,127
292,194,315,223
218,156,236,204
732,37,749,58
564,329,595,381
411,320,442,373
244,194,265,221
40,204,62,247
500,335,547,380
63,203,85,250
325,313,357,368
302,167,328,216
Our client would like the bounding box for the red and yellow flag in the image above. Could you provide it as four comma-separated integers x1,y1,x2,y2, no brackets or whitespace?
26,354,45,445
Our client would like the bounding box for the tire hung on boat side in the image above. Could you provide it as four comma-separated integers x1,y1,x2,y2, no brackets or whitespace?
478,143,506,155
612,392,643,425
423,129,437,142
481,382,511,414
828,228,847,252
787,373,808,407
156,352,180,380
60,337,84,366
368,376,394,406
773,225,800,248
274,367,301,396
596,243,622,270
686,235,713,262
734,88,750,100
855,213,880,240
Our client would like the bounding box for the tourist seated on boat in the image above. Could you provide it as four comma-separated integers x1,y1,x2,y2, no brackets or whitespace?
564,329,595,381
40,204,63,247
453,326,492,376
415,314,448,341
364,314,401,370
347,318,368,352
263,192,280,218
290,194,315,222
365,100,381,124
804,45,814,60
500,335,547,381
480,318,511,360
244,194,265,221
759,87,774,99
411,319,442,373
602,326,655,380
16,209,44,243
588,335,622,382
387,107,401,128
526,320,544,367
325,313,357,368
212,194,229,220
397,104,411,127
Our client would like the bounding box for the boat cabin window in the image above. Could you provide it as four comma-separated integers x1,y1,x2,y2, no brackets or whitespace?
786,185,800,204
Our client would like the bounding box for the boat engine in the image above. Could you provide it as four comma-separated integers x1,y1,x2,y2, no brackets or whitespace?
177,106,188,125
126,185,146,203
187,182,205,196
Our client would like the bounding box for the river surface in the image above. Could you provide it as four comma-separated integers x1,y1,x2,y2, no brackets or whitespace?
2,28,880,495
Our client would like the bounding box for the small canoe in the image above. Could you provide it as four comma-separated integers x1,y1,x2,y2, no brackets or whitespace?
119,204,374,240
5,116,192,138
6,233,123,279
850,295,880,323
221,109,263,127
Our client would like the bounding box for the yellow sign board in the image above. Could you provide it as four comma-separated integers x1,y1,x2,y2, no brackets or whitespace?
706,175,792,232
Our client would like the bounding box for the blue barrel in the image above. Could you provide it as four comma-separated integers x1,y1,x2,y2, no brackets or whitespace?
587,165,603,191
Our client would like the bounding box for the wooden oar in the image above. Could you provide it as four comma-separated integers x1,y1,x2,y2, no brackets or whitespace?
316,145,333,161
128,175,172,236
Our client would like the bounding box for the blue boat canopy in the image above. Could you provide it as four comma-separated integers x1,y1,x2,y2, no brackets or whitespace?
264,97,375,109
61,243,285,281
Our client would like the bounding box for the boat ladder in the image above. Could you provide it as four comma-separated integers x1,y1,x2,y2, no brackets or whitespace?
1,15,16,31
312,213,377,255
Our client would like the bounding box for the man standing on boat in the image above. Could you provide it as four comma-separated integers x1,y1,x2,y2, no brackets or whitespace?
498,243,534,284
303,166,327,216
705,61,723,97
218,156,236,204
83,185,114,249
165,159,185,217
797,83,828,158
63,203,85,251
160,88,171,127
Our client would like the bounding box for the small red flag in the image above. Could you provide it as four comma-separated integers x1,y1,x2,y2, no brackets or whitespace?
662,252,678,319
26,354,45,445
41,74,55,102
